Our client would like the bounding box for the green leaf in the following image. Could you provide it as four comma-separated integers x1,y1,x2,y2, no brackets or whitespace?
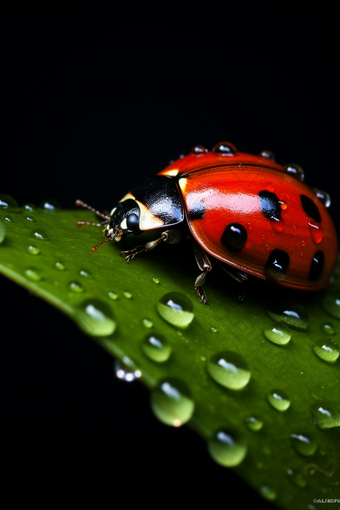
1,199,339,509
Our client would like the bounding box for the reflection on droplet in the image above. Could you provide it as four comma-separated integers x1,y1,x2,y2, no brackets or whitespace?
80,269,93,278
290,433,317,456
157,292,194,328
309,221,323,244
75,299,116,336
150,378,194,426
314,189,331,208
24,215,35,223
114,357,141,382
207,351,251,390
284,163,304,181
208,429,247,467
267,300,308,330
311,402,340,429
141,334,171,362
313,338,339,363
264,323,291,345
268,389,290,411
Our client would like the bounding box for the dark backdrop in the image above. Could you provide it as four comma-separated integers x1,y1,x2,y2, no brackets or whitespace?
2,26,339,505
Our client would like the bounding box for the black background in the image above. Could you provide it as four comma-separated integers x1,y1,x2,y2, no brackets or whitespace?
2,18,339,506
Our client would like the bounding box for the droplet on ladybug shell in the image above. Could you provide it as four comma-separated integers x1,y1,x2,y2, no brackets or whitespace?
213,142,237,155
309,221,323,244
284,163,305,181
259,150,275,161
314,189,331,208
191,145,208,155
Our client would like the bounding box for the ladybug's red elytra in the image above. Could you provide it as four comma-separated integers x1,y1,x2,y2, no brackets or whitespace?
76,142,338,303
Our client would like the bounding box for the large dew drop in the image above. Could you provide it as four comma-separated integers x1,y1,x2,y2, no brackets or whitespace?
150,378,194,426
75,299,116,337
157,292,194,328
207,351,251,390
313,338,339,363
264,323,291,345
311,402,340,429
0,194,19,212
141,333,171,362
267,300,308,330
290,433,317,456
268,389,290,411
208,430,247,467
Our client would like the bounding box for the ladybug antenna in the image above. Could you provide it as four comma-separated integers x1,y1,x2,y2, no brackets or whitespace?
91,238,113,252
75,199,110,221
77,220,109,228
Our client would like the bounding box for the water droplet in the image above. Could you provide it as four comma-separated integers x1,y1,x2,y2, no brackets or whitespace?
280,200,288,210
268,389,290,411
314,189,331,208
213,141,237,155
287,469,306,487
259,150,275,161
0,220,6,244
24,215,35,223
150,378,194,426
22,203,36,213
114,357,141,381
24,268,42,281
311,402,340,429
75,299,116,336
264,323,291,345
141,333,171,362
40,199,60,211
27,245,40,255
321,323,335,335
31,228,49,241
290,433,317,456
259,486,277,501
142,319,153,328
0,194,19,211
108,291,118,300
207,351,251,390
284,163,305,181
157,292,194,328
245,416,263,431
322,293,340,320
267,300,308,330
55,262,65,270
313,338,339,363
124,292,132,299
69,282,84,293
301,240,306,247
79,269,93,278
208,430,247,467
309,221,323,244
270,217,284,232
3,215,14,222
211,327,218,333
191,145,208,154
152,277,160,284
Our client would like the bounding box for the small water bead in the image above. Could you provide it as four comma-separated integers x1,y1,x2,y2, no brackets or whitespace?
114,357,141,382
313,338,339,363
3,215,14,222
31,228,49,241
150,378,194,427
0,220,5,243
213,141,237,155
55,262,65,270
142,319,153,328
321,323,335,335
207,351,251,390
266,300,308,330
264,323,291,345
27,245,40,255
80,269,93,278
259,486,277,501
284,163,305,181
314,189,331,208
245,416,263,431
290,434,317,456
208,430,247,467
141,334,171,362
0,194,19,211
157,292,194,328
24,268,42,281
108,291,118,300
24,215,35,223
322,293,340,320
268,389,290,411
270,217,284,233
40,199,60,211
259,150,275,161
309,221,323,244
22,203,36,212
75,299,116,337
211,327,218,333
311,402,340,429
124,292,132,299
69,282,84,293
152,277,160,284
191,145,208,154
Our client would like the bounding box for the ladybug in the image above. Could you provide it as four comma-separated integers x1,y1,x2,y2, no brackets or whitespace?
76,142,338,302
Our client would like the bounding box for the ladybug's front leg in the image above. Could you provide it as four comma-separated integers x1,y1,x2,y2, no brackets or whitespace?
193,241,212,304
121,229,183,263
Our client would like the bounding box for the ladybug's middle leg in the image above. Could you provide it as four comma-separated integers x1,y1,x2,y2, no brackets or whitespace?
193,241,212,304
218,262,248,302
121,229,183,263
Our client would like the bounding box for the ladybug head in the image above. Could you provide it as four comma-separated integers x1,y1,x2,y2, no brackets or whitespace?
105,199,141,242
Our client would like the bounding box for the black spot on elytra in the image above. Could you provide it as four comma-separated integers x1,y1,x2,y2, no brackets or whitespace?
309,251,324,280
221,223,247,251
188,201,206,220
259,191,281,220
300,195,321,223
265,249,290,281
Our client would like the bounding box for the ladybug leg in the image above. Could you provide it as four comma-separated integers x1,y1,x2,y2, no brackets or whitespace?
218,263,248,302
121,229,183,263
193,241,212,304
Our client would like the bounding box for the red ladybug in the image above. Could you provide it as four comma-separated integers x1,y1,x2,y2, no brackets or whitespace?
76,142,338,302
